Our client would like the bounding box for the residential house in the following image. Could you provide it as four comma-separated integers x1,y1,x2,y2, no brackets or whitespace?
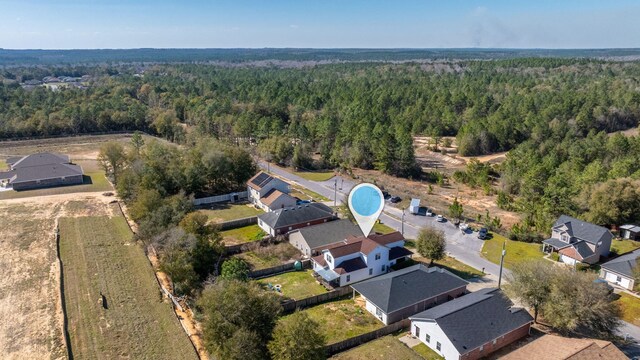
257,203,336,236
501,334,627,360
1,152,84,191
409,288,533,360
247,171,296,212
289,219,363,257
620,224,640,241
600,248,640,290
311,232,412,287
351,264,468,325
542,215,613,265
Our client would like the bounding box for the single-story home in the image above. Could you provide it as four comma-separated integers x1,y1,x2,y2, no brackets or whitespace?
410,288,533,360
600,248,640,290
288,219,363,257
351,264,468,325
501,334,627,360
1,152,84,191
257,203,336,236
542,215,613,265
620,224,640,241
311,232,412,287
247,171,295,212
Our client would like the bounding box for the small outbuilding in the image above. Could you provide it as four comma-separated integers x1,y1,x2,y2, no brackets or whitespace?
620,224,640,241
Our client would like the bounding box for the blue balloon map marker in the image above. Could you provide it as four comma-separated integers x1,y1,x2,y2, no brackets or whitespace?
348,183,385,236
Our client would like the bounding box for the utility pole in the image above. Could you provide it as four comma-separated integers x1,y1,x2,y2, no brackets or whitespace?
334,179,337,207
401,208,405,235
267,162,270,173
498,241,506,289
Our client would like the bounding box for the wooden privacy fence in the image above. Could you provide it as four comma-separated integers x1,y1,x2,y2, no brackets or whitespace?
193,191,248,206
249,259,311,279
281,286,352,314
215,216,257,231
325,319,411,356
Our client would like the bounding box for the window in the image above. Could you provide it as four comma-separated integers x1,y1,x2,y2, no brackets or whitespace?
326,255,332,263
375,253,381,260
369,268,373,275
562,234,569,242
436,342,441,351
346,275,351,282
381,265,386,272
414,325,420,338
617,276,622,282
425,334,430,343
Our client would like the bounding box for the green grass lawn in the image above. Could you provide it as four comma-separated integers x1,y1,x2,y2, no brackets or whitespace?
284,298,381,344
331,335,423,360
198,204,263,223
616,292,640,326
290,186,331,202
0,170,113,200
0,159,7,170
611,239,640,256
481,232,543,269
373,222,397,235
412,343,444,360
293,170,335,182
59,215,196,359
221,224,265,245
256,270,327,300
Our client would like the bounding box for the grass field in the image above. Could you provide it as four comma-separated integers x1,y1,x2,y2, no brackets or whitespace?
412,343,444,360
293,170,335,182
284,298,381,344
481,232,543,269
373,222,397,235
198,204,263,223
611,239,640,256
257,270,327,300
221,224,266,245
330,335,423,360
59,215,197,359
616,292,640,326
0,160,7,170
290,186,331,202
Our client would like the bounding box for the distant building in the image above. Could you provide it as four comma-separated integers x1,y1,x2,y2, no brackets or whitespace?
410,288,533,360
311,232,412,287
0,152,84,191
247,171,296,212
542,215,613,265
600,248,640,290
257,203,336,236
288,219,363,257
501,334,627,360
351,264,467,325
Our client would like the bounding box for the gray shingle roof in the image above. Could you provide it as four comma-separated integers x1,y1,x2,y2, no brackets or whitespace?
258,203,335,230
410,288,533,354
351,264,468,314
294,219,362,250
573,241,595,259
10,152,70,169
553,215,613,245
542,237,571,250
601,249,640,278
11,163,83,184
621,225,640,233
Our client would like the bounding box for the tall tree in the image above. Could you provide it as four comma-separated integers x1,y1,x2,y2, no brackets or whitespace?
98,141,127,183
416,227,446,265
448,197,464,221
506,261,554,323
268,312,326,360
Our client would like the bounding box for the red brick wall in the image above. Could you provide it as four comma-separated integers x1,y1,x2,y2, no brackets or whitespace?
459,323,531,360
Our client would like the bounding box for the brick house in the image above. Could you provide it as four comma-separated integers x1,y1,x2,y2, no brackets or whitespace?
257,203,336,236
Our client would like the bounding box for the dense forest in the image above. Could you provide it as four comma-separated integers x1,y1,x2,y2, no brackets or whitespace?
3,58,640,230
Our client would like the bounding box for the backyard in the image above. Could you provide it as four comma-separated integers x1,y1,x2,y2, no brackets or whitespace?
616,292,640,326
256,270,327,300
282,298,381,344
611,239,640,256
481,232,543,269
59,214,197,359
221,224,266,245
198,203,263,223
330,335,424,360
234,242,301,270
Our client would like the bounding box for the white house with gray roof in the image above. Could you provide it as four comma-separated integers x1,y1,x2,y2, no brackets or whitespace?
288,219,363,257
542,215,613,265
410,288,533,360
600,249,640,290
351,264,467,325
1,152,83,191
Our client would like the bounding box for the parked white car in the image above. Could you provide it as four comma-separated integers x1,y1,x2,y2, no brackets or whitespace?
426,208,433,217
436,214,445,222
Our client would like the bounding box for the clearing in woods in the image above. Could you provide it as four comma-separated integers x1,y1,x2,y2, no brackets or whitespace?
59,213,197,359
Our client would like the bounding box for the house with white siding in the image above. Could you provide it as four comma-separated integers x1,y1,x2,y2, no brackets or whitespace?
600,249,640,290
246,171,296,212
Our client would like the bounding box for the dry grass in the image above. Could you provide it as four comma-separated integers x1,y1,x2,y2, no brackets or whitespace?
236,242,301,270
331,335,424,360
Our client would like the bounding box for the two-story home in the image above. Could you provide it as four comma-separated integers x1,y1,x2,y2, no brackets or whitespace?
247,171,297,212
542,215,613,265
311,231,412,287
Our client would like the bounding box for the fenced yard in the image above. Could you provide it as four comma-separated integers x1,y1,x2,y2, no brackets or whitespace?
330,335,423,360
282,298,381,344
257,270,327,300
221,224,266,245
198,203,263,223
234,242,301,270
59,215,197,359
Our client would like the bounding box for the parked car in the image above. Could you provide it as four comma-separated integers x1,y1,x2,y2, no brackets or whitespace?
478,227,488,239
426,208,433,217
382,191,391,200
460,222,468,231
389,196,401,203
436,214,445,222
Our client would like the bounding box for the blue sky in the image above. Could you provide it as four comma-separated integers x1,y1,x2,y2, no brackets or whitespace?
1,0,640,49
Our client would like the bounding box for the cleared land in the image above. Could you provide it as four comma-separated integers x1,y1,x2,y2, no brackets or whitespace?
611,239,640,256
330,335,423,360
59,214,197,359
235,242,301,270
198,203,263,223
284,298,381,344
616,292,640,327
221,224,266,245
257,270,327,300
481,232,543,269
